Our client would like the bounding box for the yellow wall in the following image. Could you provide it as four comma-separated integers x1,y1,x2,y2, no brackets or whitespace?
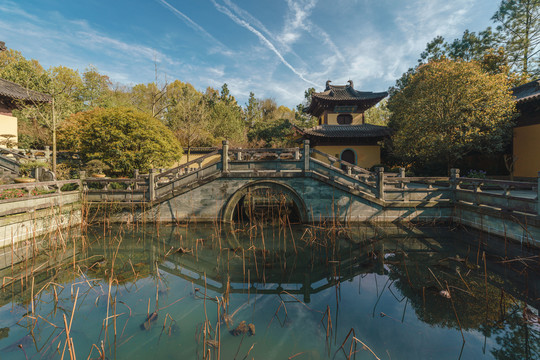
322,112,363,125
177,153,221,169
513,123,540,178
312,145,380,169
0,114,18,148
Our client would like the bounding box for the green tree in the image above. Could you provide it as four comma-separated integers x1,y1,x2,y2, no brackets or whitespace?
205,85,245,144
13,66,84,171
0,48,48,90
492,0,540,78
387,59,516,172
364,99,391,126
244,92,262,126
81,65,112,108
131,82,168,119
60,107,182,175
166,80,212,162
295,87,317,128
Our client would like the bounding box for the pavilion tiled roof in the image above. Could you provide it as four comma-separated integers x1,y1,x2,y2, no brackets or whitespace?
311,83,388,102
0,78,51,102
297,124,392,139
305,80,387,117
512,78,540,104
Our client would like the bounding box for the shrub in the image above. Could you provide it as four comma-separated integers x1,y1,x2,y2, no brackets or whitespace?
59,107,182,176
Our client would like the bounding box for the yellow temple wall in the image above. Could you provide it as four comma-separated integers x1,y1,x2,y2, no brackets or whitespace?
513,123,540,178
0,114,18,148
322,112,364,125
312,145,380,169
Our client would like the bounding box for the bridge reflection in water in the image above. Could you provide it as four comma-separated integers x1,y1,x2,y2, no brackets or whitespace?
84,223,539,309
1,223,539,359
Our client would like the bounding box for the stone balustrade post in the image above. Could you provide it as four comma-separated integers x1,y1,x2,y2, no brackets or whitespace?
222,140,229,173
44,146,50,161
303,140,310,171
79,171,87,191
399,167,406,189
238,148,243,161
537,171,540,216
450,168,460,189
148,168,157,201
294,148,300,160
376,167,385,200
450,168,460,203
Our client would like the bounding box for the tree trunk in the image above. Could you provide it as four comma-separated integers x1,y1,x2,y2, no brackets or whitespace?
52,97,56,174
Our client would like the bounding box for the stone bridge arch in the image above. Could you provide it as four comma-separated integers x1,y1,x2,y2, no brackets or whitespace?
220,180,308,223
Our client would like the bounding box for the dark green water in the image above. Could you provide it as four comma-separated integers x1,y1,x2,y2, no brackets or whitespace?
0,223,539,359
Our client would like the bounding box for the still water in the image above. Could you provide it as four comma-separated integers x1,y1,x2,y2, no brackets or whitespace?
0,223,538,359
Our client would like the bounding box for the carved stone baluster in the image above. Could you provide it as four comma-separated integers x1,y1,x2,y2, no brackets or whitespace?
376,167,385,200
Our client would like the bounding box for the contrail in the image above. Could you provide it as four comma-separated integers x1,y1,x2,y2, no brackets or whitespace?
157,0,228,50
284,0,346,65
223,0,274,41
211,0,318,87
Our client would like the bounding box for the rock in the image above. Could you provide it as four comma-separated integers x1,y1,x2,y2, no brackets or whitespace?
439,290,451,299
140,311,158,331
230,321,255,336
0,327,9,340
230,321,248,336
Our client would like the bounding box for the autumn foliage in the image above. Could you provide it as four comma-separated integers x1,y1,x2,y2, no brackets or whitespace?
387,59,516,170
59,107,182,175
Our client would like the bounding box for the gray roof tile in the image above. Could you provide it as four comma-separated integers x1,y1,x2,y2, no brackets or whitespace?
0,78,51,102
512,79,540,104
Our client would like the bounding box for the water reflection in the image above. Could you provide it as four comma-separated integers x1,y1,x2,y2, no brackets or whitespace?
0,223,538,359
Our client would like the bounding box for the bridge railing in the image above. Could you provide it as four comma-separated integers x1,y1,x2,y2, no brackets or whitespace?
82,176,149,202
0,179,80,216
383,171,452,202
453,172,539,216
155,150,221,183
228,147,301,161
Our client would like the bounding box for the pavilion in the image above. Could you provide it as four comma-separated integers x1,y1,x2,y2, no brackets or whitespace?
295,80,390,169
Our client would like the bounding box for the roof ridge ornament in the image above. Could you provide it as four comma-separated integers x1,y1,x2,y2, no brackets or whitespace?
347,80,354,89
325,80,332,91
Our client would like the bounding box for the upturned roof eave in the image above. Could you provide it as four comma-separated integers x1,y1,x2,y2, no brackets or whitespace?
0,78,52,103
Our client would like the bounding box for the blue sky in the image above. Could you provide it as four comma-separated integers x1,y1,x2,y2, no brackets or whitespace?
1,0,499,108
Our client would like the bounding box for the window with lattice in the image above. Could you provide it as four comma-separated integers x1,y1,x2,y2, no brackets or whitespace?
337,114,353,125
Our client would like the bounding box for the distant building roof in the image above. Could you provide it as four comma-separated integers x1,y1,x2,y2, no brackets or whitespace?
295,124,391,139
512,78,540,104
305,80,387,117
0,78,51,103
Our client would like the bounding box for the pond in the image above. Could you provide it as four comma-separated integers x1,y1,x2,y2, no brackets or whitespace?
0,222,539,359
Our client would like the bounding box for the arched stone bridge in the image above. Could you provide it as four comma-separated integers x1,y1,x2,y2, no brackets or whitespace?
84,141,457,223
